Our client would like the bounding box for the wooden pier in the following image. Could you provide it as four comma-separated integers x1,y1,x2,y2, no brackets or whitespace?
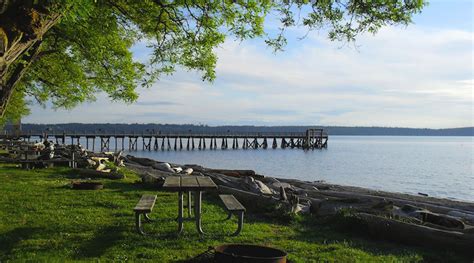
9,128,328,152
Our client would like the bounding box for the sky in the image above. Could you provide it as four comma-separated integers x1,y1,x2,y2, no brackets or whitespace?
24,0,473,128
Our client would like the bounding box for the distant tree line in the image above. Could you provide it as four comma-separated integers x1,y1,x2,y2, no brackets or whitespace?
5,123,473,136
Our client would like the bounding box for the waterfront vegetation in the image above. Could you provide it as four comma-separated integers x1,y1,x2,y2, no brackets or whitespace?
0,164,466,262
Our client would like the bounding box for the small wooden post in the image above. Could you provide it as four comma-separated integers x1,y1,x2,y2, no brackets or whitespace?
153,137,159,151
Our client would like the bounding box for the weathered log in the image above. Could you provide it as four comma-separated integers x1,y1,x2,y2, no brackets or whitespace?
140,172,168,185
125,155,161,167
207,169,260,178
70,168,124,180
354,212,474,256
152,162,175,173
205,172,243,189
279,186,287,201
299,187,474,218
217,185,283,211
126,162,174,178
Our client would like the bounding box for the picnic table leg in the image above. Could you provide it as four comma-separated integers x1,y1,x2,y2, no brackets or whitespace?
226,212,232,220
194,191,204,235
144,213,155,222
232,211,245,236
187,191,192,217
178,191,184,234
135,213,146,235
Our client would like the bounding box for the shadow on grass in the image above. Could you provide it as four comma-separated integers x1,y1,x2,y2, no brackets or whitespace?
291,214,466,262
0,227,42,258
74,225,125,259
105,181,156,192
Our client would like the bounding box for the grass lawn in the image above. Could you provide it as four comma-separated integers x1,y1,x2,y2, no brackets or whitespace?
0,165,466,262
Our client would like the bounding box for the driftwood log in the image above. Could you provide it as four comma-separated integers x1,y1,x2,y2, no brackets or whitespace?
217,185,283,211
70,168,124,180
355,212,474,256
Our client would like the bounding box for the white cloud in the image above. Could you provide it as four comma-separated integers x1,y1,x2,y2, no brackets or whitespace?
25,25,473,128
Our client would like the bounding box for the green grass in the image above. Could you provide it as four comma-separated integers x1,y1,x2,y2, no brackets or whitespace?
0,165,466,262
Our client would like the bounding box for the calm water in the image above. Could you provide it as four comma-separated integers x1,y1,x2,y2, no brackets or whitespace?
53,136,471,201
121,136,473,201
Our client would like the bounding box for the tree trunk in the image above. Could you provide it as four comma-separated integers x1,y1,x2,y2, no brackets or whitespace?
0,0,62,117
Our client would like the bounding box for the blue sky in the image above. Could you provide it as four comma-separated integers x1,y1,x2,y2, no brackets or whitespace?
25,0,473,128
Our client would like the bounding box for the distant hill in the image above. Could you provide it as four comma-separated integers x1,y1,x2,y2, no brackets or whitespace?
8,123,473,136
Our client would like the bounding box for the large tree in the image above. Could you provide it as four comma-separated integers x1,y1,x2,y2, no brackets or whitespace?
0,0,425,123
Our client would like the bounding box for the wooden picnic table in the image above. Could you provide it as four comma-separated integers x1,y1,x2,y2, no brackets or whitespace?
162,176,218,235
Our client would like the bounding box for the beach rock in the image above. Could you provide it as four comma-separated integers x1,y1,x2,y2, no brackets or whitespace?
142,173,165,185
182,168,193,175
33,142,45,151
172,167,183,173
184,164,205,172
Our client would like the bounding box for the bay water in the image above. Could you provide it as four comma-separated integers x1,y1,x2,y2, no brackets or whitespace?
123,136,473,202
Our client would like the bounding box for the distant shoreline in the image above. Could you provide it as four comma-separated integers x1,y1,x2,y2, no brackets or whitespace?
5,123,473,137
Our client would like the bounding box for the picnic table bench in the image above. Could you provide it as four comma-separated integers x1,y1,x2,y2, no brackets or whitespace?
134,194,157,235
219,194,246,236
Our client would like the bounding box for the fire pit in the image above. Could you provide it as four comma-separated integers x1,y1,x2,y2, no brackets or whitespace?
214,244,287,263
72,181,104,190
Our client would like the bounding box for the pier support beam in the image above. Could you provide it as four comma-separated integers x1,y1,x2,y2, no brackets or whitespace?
153,137,159,151
101,137,110,152
272,138,277,149
142,137,151,151
129,137,138,151
281,138,287,149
